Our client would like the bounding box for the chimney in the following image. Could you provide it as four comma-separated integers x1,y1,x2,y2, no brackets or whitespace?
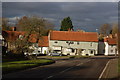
109,34,113,38
11,27,16,31
68,28,74,31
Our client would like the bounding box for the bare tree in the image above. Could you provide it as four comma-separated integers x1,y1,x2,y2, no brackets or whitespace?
2,18,10,30
15,16,54,55
99,24,111,36
111,24,118,35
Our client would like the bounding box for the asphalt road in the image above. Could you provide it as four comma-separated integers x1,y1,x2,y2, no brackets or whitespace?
2,56,115,80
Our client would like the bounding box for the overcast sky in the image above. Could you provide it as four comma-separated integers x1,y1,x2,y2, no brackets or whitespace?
2,2,118,32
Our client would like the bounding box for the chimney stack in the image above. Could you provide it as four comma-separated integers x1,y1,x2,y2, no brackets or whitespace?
11,27,16,31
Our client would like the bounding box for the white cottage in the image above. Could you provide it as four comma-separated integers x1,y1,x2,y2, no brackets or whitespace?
49,31,98,56
104,37,118,55
38,36,49,54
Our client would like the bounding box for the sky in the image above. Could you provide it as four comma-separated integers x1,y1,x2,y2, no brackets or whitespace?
2,1,118,32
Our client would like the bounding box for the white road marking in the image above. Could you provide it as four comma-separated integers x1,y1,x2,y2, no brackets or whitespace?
47,75,53,78
98,60,110,80
76,63,83,66
59,67,73,73
86,59,91,62
46,59,93,79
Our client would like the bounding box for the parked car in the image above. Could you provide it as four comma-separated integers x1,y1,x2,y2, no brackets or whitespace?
48,50,62,56
24,50,41,56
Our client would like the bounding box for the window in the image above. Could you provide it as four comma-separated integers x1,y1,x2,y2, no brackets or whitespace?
71,49,75,52
111,50,113,53
54,41,58,43
111,45,113,47
77,42,79,45
81,49,85,51
90,50,94,54
38,51,41,53
90,42,92,46
66,41,68,43
70,41,74,44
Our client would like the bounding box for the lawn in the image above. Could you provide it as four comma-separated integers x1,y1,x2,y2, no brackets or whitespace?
2,59,55,74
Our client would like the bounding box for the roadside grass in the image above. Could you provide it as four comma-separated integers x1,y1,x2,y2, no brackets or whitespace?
69,55,90,58
2,59,55,74
39,55,90,59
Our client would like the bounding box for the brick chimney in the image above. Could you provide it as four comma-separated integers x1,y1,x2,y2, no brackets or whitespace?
109,34,113,38
11,27,16,31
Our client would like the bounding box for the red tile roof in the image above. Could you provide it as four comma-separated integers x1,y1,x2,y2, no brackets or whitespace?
104,37,117,45
2,30,25,42
50,31,98,42
2,30,49,47
38,36,49,47
28,34,38,43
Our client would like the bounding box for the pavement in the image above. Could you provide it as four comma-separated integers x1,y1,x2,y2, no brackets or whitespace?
100,58,119,80
2,56,115,80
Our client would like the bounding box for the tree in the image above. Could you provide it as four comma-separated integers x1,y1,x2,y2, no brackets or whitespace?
60,17,73,31
99,24,111,36
118,29,120,57
111,24,118,35
2,18,11,30
15,16,54,56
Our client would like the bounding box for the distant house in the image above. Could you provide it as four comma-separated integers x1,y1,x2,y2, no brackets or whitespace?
2,30,25,50
104,37,118,55
2,29,49,55
38,36,49,54
49,31,98,56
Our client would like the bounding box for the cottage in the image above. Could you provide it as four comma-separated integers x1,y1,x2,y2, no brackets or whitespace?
38,36,49,54
104,37,118,55
49,31,98,56
2,30,25,50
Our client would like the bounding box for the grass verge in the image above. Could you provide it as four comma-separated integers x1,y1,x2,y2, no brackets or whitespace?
2,59,55,74
69,55,90,58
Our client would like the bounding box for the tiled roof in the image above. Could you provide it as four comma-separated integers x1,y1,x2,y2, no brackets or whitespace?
104,37,117,45
50,31,98,42
2,30,25,41
28,34,38,43
38,36,49,47
2,30,49,47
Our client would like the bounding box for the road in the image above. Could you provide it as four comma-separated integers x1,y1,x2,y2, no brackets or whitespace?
2,56,115,80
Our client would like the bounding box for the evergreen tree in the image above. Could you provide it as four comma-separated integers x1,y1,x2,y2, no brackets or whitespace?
60,17,73,31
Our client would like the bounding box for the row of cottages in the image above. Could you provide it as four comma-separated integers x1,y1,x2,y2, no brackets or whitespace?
2,30,25,50
2,30,48,54
2,28,118,56
48,31,98,56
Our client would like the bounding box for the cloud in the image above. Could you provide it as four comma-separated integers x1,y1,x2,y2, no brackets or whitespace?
44,17,57,22
2,2,118,32
84,18,92,21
